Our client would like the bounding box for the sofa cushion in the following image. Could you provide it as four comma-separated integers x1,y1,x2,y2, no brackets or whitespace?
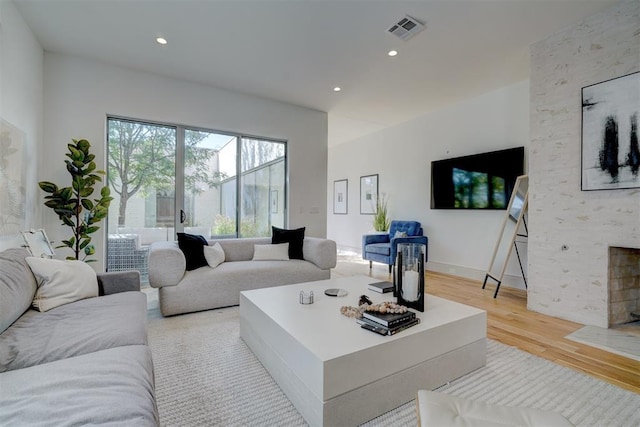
215,237,271,262
366,243,391,256
177,232,209,271
0,248,37,335
25,257,99,312
0,345,158,426
0,291,148,372
416,390,573,427
272,226,305,259
204,242,225,268
252,243,289,261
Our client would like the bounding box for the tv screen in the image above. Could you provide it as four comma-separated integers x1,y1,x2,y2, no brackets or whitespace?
431,147,524,210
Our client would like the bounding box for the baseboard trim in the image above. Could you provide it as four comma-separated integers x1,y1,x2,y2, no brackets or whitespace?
336,245,527,292
426,261,527,291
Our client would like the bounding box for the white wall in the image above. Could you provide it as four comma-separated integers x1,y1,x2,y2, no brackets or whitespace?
328,80,530,287
0,0,43,249
529,0,640,327
43,52,328,270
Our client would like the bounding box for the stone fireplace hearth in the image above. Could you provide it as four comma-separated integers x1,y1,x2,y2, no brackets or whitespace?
609,246,640,327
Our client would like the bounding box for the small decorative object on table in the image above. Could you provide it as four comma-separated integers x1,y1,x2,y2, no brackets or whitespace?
340,305,363,318
394,242,425,312
299,290,314,304
324,288,348,297
363,301,407,315
340,295,372,319
359,294,372,306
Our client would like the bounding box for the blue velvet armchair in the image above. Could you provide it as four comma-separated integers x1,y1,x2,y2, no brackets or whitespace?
362,220,428,272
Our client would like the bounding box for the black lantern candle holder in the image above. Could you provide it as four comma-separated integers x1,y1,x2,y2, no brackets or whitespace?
394,243,425,312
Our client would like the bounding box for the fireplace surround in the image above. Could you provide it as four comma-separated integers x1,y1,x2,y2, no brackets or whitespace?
608,246,640,327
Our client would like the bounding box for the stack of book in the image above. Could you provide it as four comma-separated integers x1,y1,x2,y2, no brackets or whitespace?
357,309,420,336
367,281,394,293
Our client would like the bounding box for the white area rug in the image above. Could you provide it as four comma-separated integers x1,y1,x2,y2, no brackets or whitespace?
148,307,640,426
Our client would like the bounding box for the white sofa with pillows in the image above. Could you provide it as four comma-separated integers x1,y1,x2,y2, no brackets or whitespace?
148,228,337,316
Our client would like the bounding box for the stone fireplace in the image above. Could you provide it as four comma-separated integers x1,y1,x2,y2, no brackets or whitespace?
609,246,640,327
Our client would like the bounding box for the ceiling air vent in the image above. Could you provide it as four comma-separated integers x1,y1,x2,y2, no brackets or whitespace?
387,15,425,41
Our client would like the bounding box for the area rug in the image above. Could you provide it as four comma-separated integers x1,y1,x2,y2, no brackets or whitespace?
147,307,640,426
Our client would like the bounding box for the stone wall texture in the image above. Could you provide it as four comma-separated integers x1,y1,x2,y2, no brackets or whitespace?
529,0,640,327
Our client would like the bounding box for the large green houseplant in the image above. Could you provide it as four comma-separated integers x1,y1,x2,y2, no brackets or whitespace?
39,139,113,262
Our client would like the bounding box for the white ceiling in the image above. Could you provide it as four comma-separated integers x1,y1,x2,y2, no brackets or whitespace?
14,0,619,146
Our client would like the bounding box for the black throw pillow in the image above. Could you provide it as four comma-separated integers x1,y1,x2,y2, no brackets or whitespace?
177,233,209,271
272,226,305,260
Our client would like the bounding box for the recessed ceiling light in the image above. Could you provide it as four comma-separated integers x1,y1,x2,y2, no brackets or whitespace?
388,50,398,57
333,87,341,92
156,37,168,45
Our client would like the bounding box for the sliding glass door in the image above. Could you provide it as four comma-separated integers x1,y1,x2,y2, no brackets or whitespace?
106,117,286,282
184,129,237,238
239,137,285,237
183,132,286,238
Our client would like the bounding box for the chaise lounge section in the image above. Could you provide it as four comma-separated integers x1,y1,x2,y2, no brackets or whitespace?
0,248,158,426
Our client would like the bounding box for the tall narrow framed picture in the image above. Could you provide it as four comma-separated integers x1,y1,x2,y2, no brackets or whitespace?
333,179,348,214
270,190,278,213
360,174,378,215
582,71,640,190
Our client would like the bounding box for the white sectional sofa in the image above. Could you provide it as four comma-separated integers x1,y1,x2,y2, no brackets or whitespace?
0,248,158,426
148,237,337,316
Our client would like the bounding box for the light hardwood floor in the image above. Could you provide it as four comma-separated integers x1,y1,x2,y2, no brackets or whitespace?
333,256,640,394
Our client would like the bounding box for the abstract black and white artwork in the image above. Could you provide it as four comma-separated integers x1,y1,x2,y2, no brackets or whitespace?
582,71,640,190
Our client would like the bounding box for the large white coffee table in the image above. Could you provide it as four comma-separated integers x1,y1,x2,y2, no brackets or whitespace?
239,276,486,426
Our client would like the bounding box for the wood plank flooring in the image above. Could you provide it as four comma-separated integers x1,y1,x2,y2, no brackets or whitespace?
333,258,640,394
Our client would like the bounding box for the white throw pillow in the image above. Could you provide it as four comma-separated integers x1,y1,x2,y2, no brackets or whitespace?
252,243,290,261
203,242,225,268
25,257,99,312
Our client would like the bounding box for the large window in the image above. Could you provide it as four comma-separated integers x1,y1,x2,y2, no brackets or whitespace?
106,117,286,283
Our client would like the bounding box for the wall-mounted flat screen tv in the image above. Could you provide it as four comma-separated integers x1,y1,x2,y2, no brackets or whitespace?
431,147,524,210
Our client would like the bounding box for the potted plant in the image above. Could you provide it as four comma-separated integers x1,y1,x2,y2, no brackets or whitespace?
372,194,390,232
39,139,113,262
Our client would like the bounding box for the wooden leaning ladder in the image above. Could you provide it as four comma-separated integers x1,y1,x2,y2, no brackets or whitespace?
482,175,528,298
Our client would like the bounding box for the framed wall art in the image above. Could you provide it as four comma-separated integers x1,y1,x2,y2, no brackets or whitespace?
582,71,640,190
360,174,378,215
333,179,348,214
